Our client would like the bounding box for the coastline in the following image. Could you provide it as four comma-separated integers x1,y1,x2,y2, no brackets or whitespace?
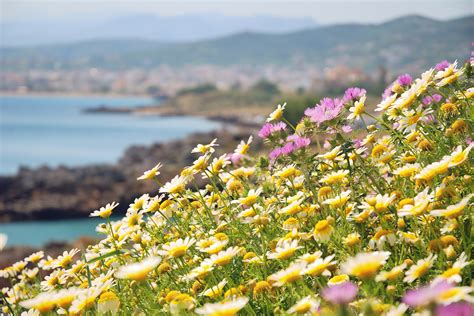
0,127,261,223
0,91,153,99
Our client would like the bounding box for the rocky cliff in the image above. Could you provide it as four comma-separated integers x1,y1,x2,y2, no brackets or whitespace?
0,128,259,222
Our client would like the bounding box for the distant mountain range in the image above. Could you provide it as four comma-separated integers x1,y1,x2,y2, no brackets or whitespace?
1,15,472,72
0,14,317,47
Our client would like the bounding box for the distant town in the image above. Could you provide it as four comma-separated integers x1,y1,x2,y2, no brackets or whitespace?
0,64,388,97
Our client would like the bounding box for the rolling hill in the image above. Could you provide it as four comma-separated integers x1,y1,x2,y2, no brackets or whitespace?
1,15,472,72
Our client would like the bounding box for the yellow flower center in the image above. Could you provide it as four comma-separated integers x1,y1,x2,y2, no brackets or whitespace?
352,261,382,279
169,245,188,258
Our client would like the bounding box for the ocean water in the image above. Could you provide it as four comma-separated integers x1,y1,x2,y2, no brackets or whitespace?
0,218,105,247
0,95,220,247
0,95,220,174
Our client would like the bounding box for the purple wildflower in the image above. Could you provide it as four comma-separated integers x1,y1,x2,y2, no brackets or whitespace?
423,114,437,124
321,282,358,305
353,138,363,149
281,142,295,155
423,96,434,106
435,302,474,316
293,137,311,149
397,74,413,86
304,98,344,126
403,281,453,308
433,94,443,102
436,60,450,71
341,125,352,133
258,122,287,138
229,153,243,165
269,147,283,161
343,87,366,103
382,85,394,100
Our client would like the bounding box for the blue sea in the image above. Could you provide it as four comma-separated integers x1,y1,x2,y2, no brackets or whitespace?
0,95,220,246
0,95,220,175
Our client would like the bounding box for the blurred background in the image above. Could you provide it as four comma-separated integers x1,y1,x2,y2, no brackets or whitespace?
0,0,472,261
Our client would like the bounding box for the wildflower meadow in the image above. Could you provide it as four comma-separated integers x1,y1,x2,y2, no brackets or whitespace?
1,60,473,315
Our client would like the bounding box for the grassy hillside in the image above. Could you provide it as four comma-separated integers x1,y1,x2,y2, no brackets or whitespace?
1,15,472,71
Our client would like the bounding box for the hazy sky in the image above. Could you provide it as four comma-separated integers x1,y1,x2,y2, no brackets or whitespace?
2,0,472,24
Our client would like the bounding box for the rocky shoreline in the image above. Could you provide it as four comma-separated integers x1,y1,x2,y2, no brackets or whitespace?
84,104,265,128
0,128,260,223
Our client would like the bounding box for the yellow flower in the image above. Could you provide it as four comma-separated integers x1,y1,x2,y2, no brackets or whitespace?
159,175,188,194
195,297,249,316
435,286,474,305
201,279,227,299
192,138,218,154
54,248,80,268
398,188,433,217
403,254,437,283
267,103,286,122
328,274,349,285
431,194,474,218
253,281,272,297
341,251,390,279
282,217,300,231
97,291,120,316
267,239,302,260
313,219,333,242
20,292,59,313
447,144,473,167
440,102,459,116
318,146,342,161
344,233,361,247
375,263,407,282
279,199,304,215
320,170,349,185
170,294,196,314
90,201,119,218
433,252,469,284
302,255,336,276
137,163,163,180
237,188,262,207
348,95,366,120
287,296,320,314
209,247,242,266
115,256,161,281
323,190,351,209
268,263,306,287
159,237,196,258
393,163,421,178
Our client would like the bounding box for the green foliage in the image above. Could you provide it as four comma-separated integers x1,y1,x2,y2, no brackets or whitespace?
177,83,218,96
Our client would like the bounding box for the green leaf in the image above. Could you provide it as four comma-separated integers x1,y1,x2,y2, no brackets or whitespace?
86,250,123,264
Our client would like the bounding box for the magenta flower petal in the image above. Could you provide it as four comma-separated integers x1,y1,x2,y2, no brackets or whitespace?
322,282,358,304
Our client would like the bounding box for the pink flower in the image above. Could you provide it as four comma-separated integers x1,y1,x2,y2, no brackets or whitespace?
343,87,366,103
353,138,362,148
281,142,295,155
397,74,413,86
229,153,243,165
436,302,474,316
435,60,450,71
305,98,344,126
433,94,443,102
322,282,358,304
403,281,453,308
258,122,287,139
269,148,283,161
341,125,352,133
423,96,433,106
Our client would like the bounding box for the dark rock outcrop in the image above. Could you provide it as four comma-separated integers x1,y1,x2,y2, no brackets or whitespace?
0,128,260,222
